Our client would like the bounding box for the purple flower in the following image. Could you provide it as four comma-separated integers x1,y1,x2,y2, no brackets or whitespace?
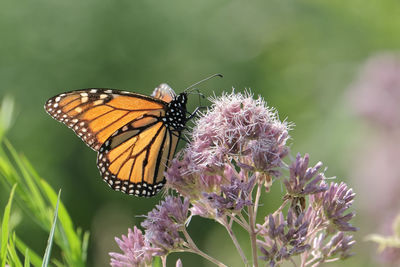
109,227,156,267
201,175,255,217
186,90,290,175
186,164,254,218
283,153,328,215
312,232,355,262
141,196,190,255
311,182,357,232
165,156,226,199
257,210,311,266
175,259,183,267
348,53,400,129
166,90,291,202
284,153,328,197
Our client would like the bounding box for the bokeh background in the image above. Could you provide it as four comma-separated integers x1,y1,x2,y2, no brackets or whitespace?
1,0,400,266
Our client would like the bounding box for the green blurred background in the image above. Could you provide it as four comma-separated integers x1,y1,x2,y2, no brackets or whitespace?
1,0,400,266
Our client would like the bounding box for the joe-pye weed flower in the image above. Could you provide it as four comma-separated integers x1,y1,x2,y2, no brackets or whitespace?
110,90,357,267
348,53,400,265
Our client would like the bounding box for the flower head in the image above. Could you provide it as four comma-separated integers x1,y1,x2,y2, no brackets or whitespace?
284,153,328,197
109,226,155,267
200,174,255,217
257,210,311,266
186,90,290,174
175,259,183,267
311,232,355,262
141,196,190,254
165,155,225,199
311,182,357,232
348,53,400,129
166,90,291,199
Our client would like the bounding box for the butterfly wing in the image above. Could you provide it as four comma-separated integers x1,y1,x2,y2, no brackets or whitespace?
97,116,180,196
151,83,176,102
45,88,168,151
45,84,184,197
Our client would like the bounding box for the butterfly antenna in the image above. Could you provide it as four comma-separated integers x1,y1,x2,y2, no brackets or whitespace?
184,73,223,93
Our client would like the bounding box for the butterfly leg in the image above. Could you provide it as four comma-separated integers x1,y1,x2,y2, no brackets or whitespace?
186,106,207,120
170,131,191,143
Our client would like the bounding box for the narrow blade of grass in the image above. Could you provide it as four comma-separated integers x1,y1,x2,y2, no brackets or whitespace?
1,184,17,267
41,190,61,267
24,248,30,267
0,140,88,266
7,232,23,267
81,230,90,263
40,179,85,265
14,235,42,267
0,96,15,141
5,141,47,220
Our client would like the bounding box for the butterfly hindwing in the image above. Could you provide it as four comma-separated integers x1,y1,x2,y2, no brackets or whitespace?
97,116,180,197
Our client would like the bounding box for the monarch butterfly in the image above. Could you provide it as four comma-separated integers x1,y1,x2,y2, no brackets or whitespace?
44,74,222,197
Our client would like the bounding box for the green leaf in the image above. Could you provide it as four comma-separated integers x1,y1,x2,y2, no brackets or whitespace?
1,184,17,267
41,189,61,267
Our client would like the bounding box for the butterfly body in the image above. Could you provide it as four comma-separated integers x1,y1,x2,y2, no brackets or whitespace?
45,85,188,197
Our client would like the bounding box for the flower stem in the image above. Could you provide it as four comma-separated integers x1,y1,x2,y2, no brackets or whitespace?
230,214,250,231
161,256,167,267
238,213,250,229
222,217,249,266
248,206,259,267
253,182,262,220
183,229,228,267
273,198,289,217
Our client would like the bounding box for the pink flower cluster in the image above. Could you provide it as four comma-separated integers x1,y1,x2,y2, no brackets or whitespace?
110,90,356,267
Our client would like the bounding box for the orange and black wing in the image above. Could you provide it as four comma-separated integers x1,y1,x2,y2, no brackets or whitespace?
44,88,168,151
97,115,180,197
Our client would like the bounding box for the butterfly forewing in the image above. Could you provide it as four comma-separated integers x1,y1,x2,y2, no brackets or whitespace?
44,88,167,151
